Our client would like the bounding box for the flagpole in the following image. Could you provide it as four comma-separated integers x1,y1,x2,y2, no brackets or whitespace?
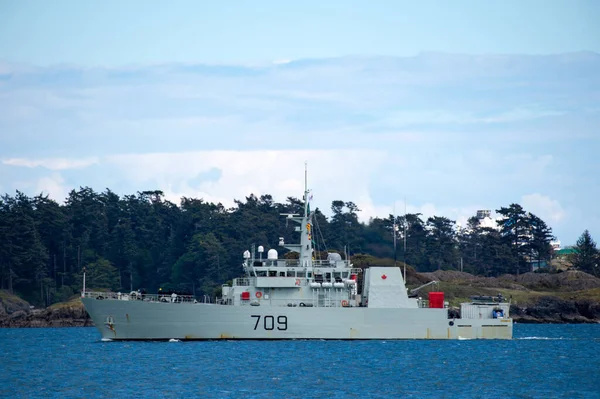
403,197,407,283
393,202,397,267
82,267,86,298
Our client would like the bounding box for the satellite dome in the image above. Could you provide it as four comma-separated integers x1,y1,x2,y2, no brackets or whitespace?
327,253,342,261
267,249,278,260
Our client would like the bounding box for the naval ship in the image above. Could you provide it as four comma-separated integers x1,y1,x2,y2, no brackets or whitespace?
81,172,513,340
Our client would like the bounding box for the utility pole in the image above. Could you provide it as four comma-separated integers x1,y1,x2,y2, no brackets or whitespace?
62,242,66,287
403,197,407,283
393,202,397,267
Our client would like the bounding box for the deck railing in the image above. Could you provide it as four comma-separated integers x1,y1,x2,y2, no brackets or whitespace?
82,291,197,303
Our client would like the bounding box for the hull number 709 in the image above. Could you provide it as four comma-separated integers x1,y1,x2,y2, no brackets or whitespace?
251,315,287,330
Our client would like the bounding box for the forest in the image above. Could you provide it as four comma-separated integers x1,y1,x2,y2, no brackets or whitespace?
0,187,597,307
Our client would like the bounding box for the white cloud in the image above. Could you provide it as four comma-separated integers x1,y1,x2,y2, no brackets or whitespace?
521,193,566,223
3,157,99,170
36,173,69,202
356,199,485,231
106,149,388,216
110,150,482,227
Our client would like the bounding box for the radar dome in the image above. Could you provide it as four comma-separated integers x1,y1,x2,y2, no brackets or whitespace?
243,250,251,259
267,249,278,260
258,245,264,253
327,253,342,261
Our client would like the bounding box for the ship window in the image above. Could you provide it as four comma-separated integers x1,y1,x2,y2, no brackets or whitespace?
279,271,285,277
269,270,277,277
325,272,331,282
297,271,306,278
257,271,267,277
307,272,312,278
342,272,349,278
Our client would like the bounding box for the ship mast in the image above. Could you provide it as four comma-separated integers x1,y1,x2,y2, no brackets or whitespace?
301,161,312,265
281,163,313,267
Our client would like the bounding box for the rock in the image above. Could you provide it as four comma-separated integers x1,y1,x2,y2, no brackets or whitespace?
575,300,600,320
8,310,27,320
0,290,31,316
510,296,600,324
0,292,93,328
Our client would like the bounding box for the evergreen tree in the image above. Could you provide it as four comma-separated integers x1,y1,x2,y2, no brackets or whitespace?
571,230,599,276
425,216,458,271
85,258,120,290
496,204,529,274
528,213,554,268
401,213,427,271
0,184,576,304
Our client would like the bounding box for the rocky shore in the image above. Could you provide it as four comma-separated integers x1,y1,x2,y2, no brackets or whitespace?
510,296,600,324
1,269,600,327
0,292,93,328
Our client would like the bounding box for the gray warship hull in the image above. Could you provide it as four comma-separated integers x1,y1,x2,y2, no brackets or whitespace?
82,297,513,340
81,168,513,341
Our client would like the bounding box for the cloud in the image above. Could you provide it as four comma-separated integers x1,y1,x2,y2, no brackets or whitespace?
0,53,598,245
521,193,566,223
36,173,69,202
11,150,492,231
105,149,387,216
2,157,99,170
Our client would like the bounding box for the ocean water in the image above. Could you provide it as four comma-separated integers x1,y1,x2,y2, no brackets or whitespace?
1,324,599,399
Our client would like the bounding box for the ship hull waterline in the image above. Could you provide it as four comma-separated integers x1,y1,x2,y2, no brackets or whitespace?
82,298,513,340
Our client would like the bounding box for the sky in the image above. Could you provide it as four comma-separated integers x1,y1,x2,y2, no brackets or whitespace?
0,1,599,246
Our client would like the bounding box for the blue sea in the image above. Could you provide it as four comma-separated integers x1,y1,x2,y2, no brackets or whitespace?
1,324,599,399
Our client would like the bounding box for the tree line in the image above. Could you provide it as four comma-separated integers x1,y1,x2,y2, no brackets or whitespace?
0,188,597,306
